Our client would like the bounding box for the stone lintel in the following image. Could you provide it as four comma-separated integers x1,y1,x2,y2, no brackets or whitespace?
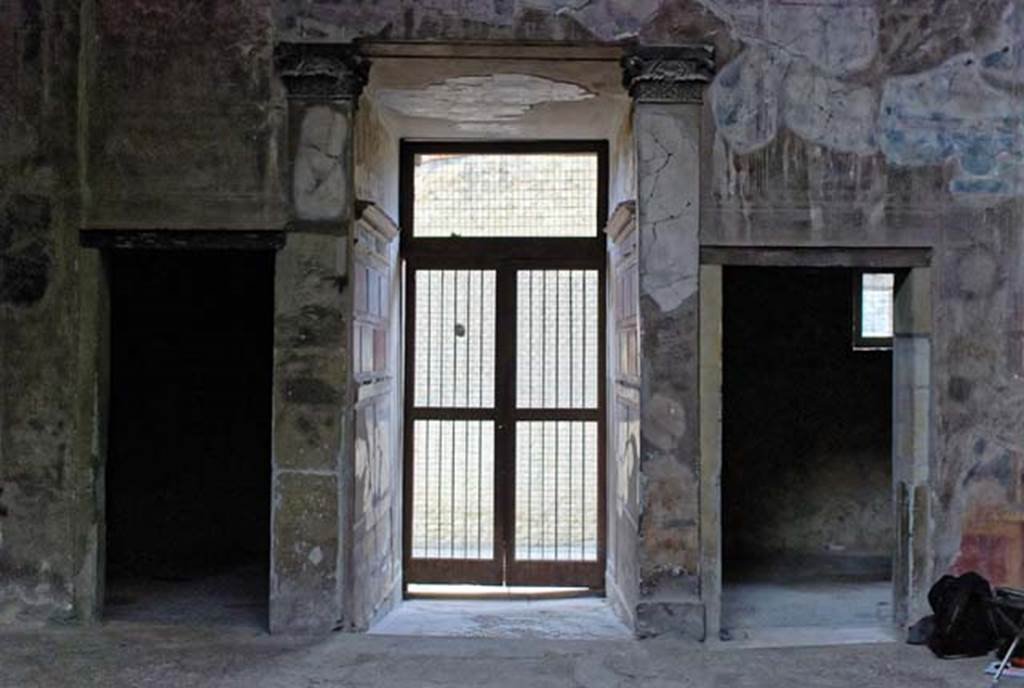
621,45,715,104
79,229,286,251
275,42,370,101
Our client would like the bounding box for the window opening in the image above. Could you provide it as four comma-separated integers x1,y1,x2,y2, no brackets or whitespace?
854,271,895,350
412,152,599,238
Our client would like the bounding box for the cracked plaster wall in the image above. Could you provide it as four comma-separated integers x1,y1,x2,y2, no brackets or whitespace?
0,0,1022,630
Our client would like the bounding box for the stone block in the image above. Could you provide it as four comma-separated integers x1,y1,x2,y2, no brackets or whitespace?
636,599,705,640
270,471,340,634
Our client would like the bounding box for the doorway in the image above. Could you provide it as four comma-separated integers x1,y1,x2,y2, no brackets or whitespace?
105,249,274,628
719,267,894,634
401,142,608,591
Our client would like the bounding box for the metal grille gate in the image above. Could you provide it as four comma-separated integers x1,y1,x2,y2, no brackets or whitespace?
402,142,607,589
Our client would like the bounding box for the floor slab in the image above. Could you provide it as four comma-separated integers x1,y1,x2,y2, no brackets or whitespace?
368,597,632,639
715,625,901,649
722,580,893,630
0,624,992,687
104,563,267,630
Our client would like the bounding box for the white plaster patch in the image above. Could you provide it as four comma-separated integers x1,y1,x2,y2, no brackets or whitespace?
308,546,324,566
782,60,879,154
617,443,637,517
293,106,349,221
375,74,594,128
636,109,700,313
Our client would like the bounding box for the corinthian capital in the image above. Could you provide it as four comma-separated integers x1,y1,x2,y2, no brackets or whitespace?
274,43,370,101
621,46,715,104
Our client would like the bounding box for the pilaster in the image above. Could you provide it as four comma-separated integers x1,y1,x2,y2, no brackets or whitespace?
269,43,369,634
622,45,715,638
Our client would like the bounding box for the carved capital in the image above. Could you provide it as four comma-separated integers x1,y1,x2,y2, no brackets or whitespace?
274,43,370,101
621,46,715,104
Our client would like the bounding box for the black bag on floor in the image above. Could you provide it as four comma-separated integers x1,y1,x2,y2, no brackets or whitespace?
907,615,935,645
926,571,998,658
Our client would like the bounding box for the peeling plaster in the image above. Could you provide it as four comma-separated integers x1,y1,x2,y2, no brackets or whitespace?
375,74,594,132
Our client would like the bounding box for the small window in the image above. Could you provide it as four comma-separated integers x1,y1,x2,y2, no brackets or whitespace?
854,271,894,350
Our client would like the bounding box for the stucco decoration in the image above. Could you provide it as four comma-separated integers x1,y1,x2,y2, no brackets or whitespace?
293,106,349,221
375,74,594,131
621,45,714,103
275,42,370,100
706,0,1024,198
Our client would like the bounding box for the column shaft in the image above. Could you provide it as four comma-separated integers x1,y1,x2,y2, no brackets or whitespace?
623,46,714,638
269,44,367,634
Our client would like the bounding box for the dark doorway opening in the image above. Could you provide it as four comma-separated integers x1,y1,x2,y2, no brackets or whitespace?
721,267,893,633
105,250,274,629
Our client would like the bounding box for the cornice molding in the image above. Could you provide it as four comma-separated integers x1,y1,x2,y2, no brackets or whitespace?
621,45,715,104
605,200,636,243
274,42,370,101
356,201,400,241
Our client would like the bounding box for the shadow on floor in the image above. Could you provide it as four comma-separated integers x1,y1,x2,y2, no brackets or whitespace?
105,562,268,631
722,579,893,631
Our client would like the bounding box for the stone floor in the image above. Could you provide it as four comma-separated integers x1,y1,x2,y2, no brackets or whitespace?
722,580,893,630
104,563,268,629
0,621,993,687
369,597,632,639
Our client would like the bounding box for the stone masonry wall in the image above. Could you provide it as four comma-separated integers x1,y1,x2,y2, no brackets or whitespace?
0,0,101,623
0,0,1020,630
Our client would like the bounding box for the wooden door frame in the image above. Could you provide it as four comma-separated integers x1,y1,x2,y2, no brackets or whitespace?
400,140,609,591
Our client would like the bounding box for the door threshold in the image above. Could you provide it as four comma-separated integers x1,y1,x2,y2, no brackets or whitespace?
405,583,599,600
711,624,900,649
